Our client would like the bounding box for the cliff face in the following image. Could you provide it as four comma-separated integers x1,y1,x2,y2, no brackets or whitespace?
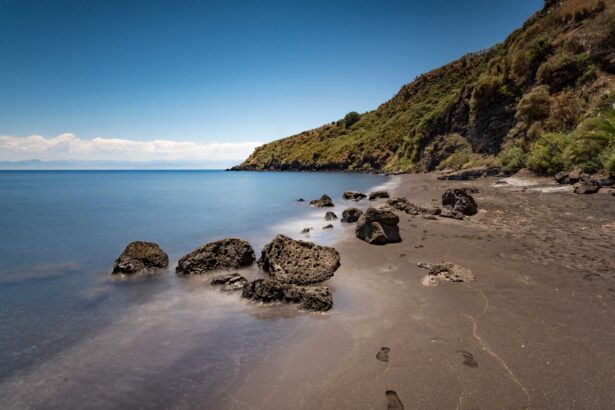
235,0,615,173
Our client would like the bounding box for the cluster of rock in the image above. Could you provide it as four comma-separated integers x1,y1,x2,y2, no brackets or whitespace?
554,170,614,195
343,191,367,200
111,234,338,312
417,261,475,287
385,188,479,221
437,166,501,181
368,190,390,200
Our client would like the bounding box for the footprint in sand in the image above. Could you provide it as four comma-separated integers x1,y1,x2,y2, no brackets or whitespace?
457,350,478,368
376,347,390,362
386,391,404,409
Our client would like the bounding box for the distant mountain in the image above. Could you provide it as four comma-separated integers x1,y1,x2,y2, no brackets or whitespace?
235,0,615,176
0,160,236,170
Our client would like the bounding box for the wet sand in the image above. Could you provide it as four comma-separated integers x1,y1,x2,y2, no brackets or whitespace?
227,173,615,409
2,173,614,409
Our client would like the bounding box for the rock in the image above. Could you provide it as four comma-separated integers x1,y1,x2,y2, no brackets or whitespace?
417,261,475,285
341,207,363,223
210,273,249,291
176,238,256,275
324,211,338,220
442,189,478,216
574,181,600,195
310,194,334,207
112,241,169,275
323,224,334,230
368,191,390,200
297,198,305,202
387,197,441,216
258,235,340,285
343,191,367,200
301,227,313,234
568,168,590,183
356,207,401,245
554,171,571,184
439,209,464,220
589,174,615,187
437,166,500,181
241,279,332,312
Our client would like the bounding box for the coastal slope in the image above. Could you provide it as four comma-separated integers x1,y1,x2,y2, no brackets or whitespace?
234,0,615,174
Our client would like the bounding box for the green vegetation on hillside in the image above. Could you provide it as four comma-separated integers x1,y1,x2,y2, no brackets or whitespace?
236,0,615,176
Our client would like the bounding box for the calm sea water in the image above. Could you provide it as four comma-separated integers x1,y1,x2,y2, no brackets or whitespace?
0,170,389,408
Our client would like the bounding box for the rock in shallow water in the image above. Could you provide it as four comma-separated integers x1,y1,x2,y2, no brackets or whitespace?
176,238,255,275
310,194,334,207
324,211,338,220
241,278,332,311
112,241,169,275
442,189,478,216
210,273,249,291
343,191,367,200
368,190,390,200
341,207,363,223
356,207,401,245
258,234,340,285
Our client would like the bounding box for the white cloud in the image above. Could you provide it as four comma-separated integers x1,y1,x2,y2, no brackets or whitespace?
0,133,262,162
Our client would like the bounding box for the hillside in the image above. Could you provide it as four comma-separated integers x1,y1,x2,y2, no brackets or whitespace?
234,0,615,175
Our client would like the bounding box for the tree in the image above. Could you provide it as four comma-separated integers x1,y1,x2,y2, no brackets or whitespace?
344,111,360,128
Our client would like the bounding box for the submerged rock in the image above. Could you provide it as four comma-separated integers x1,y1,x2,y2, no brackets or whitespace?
341,207,363,223
442,189,478,216
176,238,255,275
301,227,313,234
323,224,334,230
297,198,305,202
417,261,475,285
324,211,338,220
343,191,367,200
258,234,340,285
574,181,600,195
356,207,401,245
210,273,249,291
310,194,334,207
437,166,500,181
241,279,332,312
112,241,169,275
368,190,390,200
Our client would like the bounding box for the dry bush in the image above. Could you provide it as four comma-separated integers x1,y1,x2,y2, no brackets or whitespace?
556,0,605,22
546,91,579,131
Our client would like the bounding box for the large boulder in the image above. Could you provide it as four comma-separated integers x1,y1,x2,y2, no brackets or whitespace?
241,279,333,312
258,235,340,285
442,189,478,216
343,191,367,200
368,191,390,200
574,181,600,195
554,171,571,184
176,238,255,275
341,207,363,223
356,207,401,245
112,241,169,275
310,194,334,207
210,273,249,291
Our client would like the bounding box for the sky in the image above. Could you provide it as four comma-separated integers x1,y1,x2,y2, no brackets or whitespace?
0,0,543,166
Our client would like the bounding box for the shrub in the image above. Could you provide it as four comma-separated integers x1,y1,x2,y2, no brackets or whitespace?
499,145,526,173
546,90,579,131
537,52,591,92
565,105,615,172
344,112,360,128
601,145,615,176
470,75,509,111
526,132,572,174
516,86,551,124
556,0,605,22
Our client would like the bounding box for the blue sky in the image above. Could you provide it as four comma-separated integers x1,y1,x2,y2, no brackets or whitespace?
0,0,542,163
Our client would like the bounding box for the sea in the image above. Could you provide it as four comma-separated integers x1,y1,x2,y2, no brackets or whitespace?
0,170,391,408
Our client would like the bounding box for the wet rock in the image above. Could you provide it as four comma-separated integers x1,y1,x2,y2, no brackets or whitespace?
437,166,500,180
368,190,390,200
387,197,441,216
323,224,334,230
310,194,334,207
356,207,401,245
324,211,338,220
210,273,249,291
241,279,332,312
301,227,313,234
297,198,305,202
439,209,464,220
554,171,571,184
418,261,475,285
258,234,340,285
341,207,363,223
112,241,169,275
343,191,367,200
574,181,600,195
176,238,256,275
442,189,478,216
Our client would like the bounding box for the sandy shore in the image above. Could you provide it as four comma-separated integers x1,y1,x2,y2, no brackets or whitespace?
227,173,615,409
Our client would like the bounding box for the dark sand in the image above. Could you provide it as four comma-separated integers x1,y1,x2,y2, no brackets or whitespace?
226,173,615,409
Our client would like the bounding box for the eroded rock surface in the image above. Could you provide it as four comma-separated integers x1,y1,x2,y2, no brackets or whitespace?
387,197,441,216
258,235,340,285
310,194,334,207
112,241,169,275
442,189,478,216
418,261,475,286
343,191,367,200
325,211,338,220
210,273,249,291
241,279,333,311
437,166,500,181
341,207,363,223
356,207,401,245
176,238,255,275
368,191,390,200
